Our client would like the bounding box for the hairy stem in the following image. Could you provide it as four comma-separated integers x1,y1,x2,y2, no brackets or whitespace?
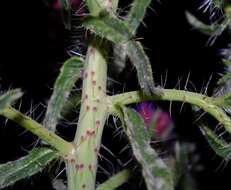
66,41,108,190
0,107,73,155
110,89,231,133
96,169,131,190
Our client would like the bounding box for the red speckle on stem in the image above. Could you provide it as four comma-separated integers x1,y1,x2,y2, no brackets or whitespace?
80,135,85,142
82,184,86,189
94,148,98,153
88,164,92,171
86,130,91,136
86,105,90,111
79,163,84,170
91,71,95,76
92,80,96,86
96,120,100,126
70,158,75,164
93,107,97,112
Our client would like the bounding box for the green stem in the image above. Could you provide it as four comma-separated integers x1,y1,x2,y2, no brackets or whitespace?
109,89,231,133
67,42,108,190
96,169,131,190
0,107,74,155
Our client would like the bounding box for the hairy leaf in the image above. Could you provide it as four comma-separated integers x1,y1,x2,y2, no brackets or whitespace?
123,107,173,190
83,11,133,44
0,89,22,111
127,0,152,34
200,125,231,160
186,12,218,35
0,147,59,189
86,0,119,16
186,11,230,44
44,57,83,132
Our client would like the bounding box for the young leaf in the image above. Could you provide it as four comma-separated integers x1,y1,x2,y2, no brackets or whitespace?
127,0,152,34
199,125,231,160
122,107,174,190
44,56,83,132
86,0,119,16
83,12,159,95
0,89,22,111
83,11,133,44
0,147,59,189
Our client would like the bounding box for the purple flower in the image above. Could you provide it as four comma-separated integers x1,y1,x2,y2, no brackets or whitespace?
135,102,173,139
51,0,82,11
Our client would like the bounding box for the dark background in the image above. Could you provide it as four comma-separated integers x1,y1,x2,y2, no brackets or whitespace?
0,0,230,189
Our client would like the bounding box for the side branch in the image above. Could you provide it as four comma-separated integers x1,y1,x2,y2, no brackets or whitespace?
109,89,231,133
0,107,73,155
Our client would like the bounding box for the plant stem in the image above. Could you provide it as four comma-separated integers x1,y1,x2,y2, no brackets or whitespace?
0,107,74,155
67,41,108,190
96,169,131,190
109,89,231,133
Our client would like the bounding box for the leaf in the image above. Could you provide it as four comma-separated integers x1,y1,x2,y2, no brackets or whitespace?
44,56,83,132
86,0,119,16
83,12,159,95
127,0,152,34
218,72,231,84
0,147,59,189
59,0,72,29
127,41,158,95
199,125,231,160
186,12,218,35
122,107,174,190
83,11,133,44
0,89,22,111
96,169,131,190
61,93,82,117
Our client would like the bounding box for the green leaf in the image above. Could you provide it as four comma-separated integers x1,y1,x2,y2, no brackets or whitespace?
0,147,59,189
83,12,159,95
83,11,133,44
0,89,22,111
186,12,218,35
200,125,231,160
127,0,152,34
122,107,174,190
96,169,131,190
61,93,82,117
59,0,72,29
127,41,158,95
186,11,230,43
44,57,83,132
218,73,231,85
86,0,119,16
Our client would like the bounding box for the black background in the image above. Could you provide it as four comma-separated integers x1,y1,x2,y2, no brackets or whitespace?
0,0,231,189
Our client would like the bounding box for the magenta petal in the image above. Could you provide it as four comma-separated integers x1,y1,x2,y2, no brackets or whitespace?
135,102,155,125
155,112,173,138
